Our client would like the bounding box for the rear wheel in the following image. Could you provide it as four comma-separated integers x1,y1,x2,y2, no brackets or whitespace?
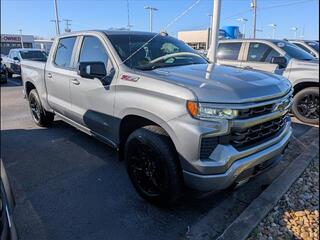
28,89,54,127
125,125,183,206
292,87,319,125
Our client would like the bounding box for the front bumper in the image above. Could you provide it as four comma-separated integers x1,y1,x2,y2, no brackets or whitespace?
182,121,292,191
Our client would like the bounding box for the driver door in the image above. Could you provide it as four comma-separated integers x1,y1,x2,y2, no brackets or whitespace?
70,35,117,142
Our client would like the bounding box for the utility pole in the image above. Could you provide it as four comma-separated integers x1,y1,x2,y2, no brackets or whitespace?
53,0,61,35
63,19,72,32
208,0,221,63
251,0,257,38
18,29,24,48
144,6,158,32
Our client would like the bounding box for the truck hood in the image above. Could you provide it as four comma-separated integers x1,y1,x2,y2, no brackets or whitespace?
146,64,291,103
288,58,319,74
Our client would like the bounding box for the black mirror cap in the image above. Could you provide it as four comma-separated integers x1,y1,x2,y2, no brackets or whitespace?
271,56,287,67
13,57,20,61
78,62,106,79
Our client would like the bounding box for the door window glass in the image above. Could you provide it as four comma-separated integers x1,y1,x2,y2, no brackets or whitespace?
79,36,113,75
247,43,280,62
54,37,77,68
217,43,242,60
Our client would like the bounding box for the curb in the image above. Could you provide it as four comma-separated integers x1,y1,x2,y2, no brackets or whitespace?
216,128,319,240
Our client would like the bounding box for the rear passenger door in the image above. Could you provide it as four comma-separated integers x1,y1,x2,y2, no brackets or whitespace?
242,42,281,73
217,42,244,68
46,36,79,117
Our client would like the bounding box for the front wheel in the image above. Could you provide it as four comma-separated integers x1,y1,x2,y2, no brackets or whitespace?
292,87,319,125
28,89,54,127
125,126,183,206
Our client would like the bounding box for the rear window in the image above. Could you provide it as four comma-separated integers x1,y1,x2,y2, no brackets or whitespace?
54,37,77,68
217,42,242,60
20,50,47,61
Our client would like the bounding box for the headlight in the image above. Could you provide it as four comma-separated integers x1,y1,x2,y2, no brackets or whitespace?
187,101,239,120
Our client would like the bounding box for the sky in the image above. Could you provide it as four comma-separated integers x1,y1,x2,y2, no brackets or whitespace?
1,0,319,40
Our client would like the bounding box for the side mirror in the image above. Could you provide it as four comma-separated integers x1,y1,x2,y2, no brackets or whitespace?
78,62,106,80
13,57,20,62
271,56,287,69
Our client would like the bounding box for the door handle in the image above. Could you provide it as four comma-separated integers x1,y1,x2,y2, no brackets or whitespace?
47,73,52,78
71,78,80,85
244,66,253,69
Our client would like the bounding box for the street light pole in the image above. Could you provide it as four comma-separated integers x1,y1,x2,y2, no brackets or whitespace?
291,27,298,39
18,29,24,48
236,18,248,38
53,0,61,35
144,6,158,32
208,0,221,63
208,13,213,49
268,24,277,39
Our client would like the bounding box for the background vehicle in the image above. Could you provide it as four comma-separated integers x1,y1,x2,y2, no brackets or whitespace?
0,58,8,84
0,159,18,240
21,31,292,205
216,39,319,124
2,48,47,77
289,40,319,59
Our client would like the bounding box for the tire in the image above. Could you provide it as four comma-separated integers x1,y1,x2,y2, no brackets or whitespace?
28,89,54,127
292,87,319,125
125,125,183,206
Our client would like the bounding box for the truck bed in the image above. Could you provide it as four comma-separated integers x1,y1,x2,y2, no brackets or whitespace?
21,60,47,99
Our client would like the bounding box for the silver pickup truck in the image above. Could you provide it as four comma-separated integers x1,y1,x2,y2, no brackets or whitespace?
217,39,319,124
21,30,292,205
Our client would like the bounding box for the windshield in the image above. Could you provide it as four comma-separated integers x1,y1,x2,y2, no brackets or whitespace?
272,41,315,61
107,33,207,70
305,41,319,52
20,50,47,61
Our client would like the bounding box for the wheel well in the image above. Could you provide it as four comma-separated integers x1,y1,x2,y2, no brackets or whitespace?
293,82,319,95
119,115,160,147
25,81,36,97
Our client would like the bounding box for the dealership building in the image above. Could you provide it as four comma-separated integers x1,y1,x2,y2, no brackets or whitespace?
1,34,53,55
178,26,241,50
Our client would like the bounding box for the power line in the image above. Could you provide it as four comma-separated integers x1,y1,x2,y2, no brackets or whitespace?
260,0,316,10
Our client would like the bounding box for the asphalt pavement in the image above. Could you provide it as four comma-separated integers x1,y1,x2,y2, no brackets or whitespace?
0,77,314,240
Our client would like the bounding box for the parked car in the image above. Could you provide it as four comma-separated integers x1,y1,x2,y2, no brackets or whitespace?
288,40,319,59
0,159,18,240
21,31,292,205
0,58,8,84
216,39,319,124
2,48,47,77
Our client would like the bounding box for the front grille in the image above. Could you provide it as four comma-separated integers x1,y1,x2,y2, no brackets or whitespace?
238,104,274,119
200,137,219,159
230,116,288,151
199,115,289,159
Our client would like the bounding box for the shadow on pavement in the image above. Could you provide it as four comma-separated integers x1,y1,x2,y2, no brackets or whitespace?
1,119,317,240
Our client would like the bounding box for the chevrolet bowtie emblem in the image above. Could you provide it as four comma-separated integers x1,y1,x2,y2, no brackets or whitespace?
273,99,291,112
